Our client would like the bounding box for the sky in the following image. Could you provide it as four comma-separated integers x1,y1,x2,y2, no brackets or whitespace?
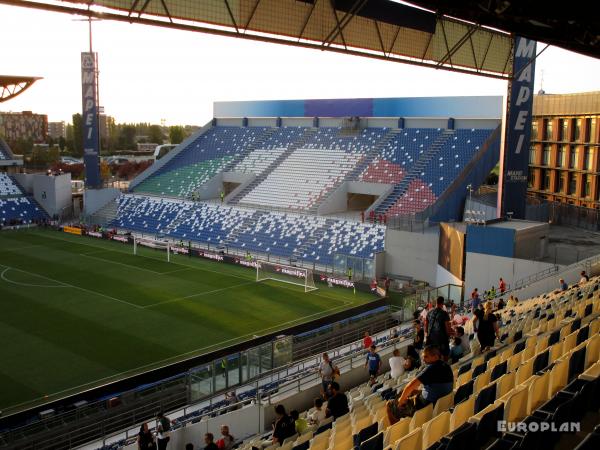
1,4,600,126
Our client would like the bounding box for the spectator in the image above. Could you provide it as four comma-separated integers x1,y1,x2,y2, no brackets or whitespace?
370,278,378,293
499,277,506,294
424,296,452,359
291,410,308,435
271,405,295,445
580,271,590,284
204,434,218,450
326,382,349,419
308,398,326,426
365,345,381,378
216,425,235,450
507,295,517,308
489,286,497,299
363,331,373,350
406,344,421,368
225,391,240,411
471,290,482,312
413,320,424,350
156,412,172,450
384,276,391,293
389,348,406,379
386,346,454,424
404,356,417,372
449,337,464,363
318,353,337,397
455,326,470,356
497,297,505,310
559,278,568,291
137,423,156,450
473,301,500,351
347,266,353,281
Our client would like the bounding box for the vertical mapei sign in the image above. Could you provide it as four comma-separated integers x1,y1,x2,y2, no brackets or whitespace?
499,36,536,219
81,52,101,188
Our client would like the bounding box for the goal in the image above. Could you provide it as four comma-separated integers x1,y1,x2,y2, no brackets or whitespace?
256,261,317,293
133,236,171,262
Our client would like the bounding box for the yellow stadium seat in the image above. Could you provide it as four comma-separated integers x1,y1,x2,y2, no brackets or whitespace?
392,427,422,450
449,395,475,431
421,411,450,450
409,403,433,432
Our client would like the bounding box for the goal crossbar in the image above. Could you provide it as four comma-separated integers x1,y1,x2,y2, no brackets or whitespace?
256,261,317,293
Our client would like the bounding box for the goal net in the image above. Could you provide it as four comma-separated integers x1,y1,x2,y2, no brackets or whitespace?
133,236,171,262
256,261,317,293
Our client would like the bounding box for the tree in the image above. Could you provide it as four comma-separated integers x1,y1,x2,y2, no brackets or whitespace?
169,126,185,144
71,113,84,157
148,125,164,145
118,124,137,150
58,136,66,151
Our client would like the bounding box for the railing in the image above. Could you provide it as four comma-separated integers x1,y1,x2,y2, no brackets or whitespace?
3,310,408,449
513,265,560,290
402,283,464,311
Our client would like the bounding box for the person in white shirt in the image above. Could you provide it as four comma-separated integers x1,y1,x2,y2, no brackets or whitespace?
388,349,406,379
455,326,471,355
308,397,327,426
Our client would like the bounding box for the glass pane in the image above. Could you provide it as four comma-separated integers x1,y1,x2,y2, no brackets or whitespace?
227,353,240,388
215,358,227,392
189,364,213,401
351,257,363,281
241,351,249,383
449,285,462,305
364,259,374,279
334,254,346,276
247,347,261,379
260,342,272,373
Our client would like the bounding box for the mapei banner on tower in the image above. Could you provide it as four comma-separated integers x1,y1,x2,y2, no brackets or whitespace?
81,52,101,188
500,37,536,219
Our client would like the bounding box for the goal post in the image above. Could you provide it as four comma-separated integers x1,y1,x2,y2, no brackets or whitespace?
256,261,317,293
133,236,171,262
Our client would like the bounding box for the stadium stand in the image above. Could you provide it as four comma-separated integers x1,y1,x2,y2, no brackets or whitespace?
0,137,14,160
133,126,271,197
96,276,600,450
109,194,385,266
0,173,48,225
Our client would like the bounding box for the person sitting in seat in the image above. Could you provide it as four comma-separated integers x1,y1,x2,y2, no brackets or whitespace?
386,345,454,424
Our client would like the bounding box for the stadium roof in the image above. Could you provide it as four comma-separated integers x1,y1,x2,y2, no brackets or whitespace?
0,75,41,102
2,0,516,79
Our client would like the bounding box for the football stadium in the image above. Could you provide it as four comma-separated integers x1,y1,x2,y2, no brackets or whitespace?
1,1,600,450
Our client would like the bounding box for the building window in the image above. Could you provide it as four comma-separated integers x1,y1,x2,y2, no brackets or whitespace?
573,118,581,141
584,147,593,171
542,144,551,165
584,175,592,197
559,119,568,141
557,145,567,167
528,171,535,188
543,170,551,191
529,145,536,164
568,174,577,195
558,173,566,193
569,146,578,169
545,119,553,140
589,118,597,143
532,120,539,140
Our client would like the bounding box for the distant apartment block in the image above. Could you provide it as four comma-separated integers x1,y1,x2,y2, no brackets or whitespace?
529,91,600,209
0,111,48,145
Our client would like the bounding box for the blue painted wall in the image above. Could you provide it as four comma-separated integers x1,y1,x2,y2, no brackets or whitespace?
213,96,502,119
466,225,515,258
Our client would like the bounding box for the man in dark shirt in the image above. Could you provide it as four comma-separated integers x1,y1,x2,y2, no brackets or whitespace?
365,345,381,377
326,382,349,419
424,296,452,359
386,346,454,424
204,433,219,450
272,405,295,445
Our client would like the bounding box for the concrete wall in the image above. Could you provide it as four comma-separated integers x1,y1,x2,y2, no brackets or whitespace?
11,173,34,194
385,228,439,285
248,118,276,127
217,118,244,126
464,252,559,300
404,118,447,129
454,118,500,129
281,118,313,127
84,188,121,215
366,118,398,128
436,264,463,288
318,182,393,215
31,173,72,217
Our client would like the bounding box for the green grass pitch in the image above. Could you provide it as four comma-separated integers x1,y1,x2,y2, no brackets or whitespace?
0,229,376,414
